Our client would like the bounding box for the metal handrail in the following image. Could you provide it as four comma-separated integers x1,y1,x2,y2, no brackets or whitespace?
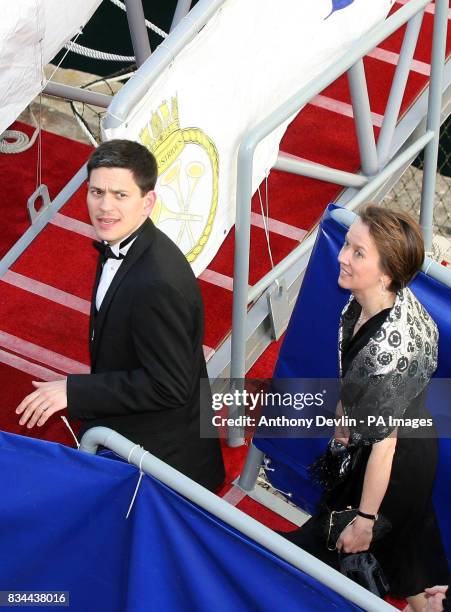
248,131,434,304
80,426,395,612
230,0,448,385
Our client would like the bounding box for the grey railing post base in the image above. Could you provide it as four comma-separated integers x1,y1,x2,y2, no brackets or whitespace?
267,279,290,341
238,443,264,491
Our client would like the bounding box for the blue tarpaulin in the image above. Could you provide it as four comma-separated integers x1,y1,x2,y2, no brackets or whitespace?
0,430,362,612
254,204,451,559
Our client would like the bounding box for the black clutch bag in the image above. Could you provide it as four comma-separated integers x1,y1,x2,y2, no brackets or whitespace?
339,552,390,598
309,439,362,491
325,507,392,551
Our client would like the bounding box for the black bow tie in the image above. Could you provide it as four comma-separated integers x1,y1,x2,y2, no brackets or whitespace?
92,241,124,263
92,223,145,264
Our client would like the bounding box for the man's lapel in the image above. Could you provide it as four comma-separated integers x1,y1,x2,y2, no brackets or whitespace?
90,219,155,366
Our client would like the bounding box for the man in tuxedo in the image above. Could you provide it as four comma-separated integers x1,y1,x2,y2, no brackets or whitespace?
16,139,225,492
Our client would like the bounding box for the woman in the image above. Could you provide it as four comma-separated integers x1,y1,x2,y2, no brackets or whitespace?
283,205,448,611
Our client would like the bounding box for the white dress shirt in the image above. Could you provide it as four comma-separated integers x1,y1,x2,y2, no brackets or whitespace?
95,235,138,311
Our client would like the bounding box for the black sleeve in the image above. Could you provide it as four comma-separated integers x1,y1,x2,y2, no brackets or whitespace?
444,575,451,611
67,282,196,419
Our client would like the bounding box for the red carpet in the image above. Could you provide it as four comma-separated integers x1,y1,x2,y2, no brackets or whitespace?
0,4,450,586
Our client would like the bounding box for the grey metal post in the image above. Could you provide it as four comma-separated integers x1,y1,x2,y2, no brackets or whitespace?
79,427,394,611
376,11,425,168
238,443,265,491
274,153,368,188
420,0,449,251
124,0,151,67
347,60,379,176
228,139,254,447
170,0,192,32
231,141,253,382
43,82,112,108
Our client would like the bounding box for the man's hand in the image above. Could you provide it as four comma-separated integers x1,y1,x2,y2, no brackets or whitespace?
16,379,68,428
336,516,373,553
423,586,448,612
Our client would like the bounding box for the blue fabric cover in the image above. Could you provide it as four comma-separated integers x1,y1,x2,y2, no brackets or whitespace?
255,204,451,560
0,430,362,612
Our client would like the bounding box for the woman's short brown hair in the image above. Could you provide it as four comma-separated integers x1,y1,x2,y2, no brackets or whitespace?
358,204,424,292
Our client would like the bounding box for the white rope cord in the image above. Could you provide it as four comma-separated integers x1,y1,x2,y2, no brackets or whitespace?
0,5,45,154
257,174,275,270
63,0,170,64
109,0,168,39
10,29,81,160
125,450,149,519
36,93,43,189
44,29,84,88
0,124,40,154
60,416,80,448
127,444,141,463
63,41,135,63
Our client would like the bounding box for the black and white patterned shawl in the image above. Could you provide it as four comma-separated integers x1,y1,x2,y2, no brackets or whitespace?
338,287,438,443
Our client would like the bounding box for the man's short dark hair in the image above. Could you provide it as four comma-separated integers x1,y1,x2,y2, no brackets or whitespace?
87,139,158,195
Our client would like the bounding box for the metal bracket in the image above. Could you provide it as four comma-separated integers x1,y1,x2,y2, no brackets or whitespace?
27,185,51,224
266,279,290,341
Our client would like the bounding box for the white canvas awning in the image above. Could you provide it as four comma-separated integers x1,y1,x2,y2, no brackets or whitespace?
0,0,102,136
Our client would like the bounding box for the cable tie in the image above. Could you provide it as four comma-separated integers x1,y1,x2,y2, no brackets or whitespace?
125,450,149,519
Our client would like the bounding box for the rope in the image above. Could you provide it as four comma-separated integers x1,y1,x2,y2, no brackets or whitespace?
109,0,168,39
63,0,170,63
0,125,40,154
258,175,275,270
44,30,83,88
127,444,141,463
60,416,80,448
1,2,44,155
63,41,135,63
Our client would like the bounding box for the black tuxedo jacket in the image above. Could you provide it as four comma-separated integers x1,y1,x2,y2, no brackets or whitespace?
67,219,224,491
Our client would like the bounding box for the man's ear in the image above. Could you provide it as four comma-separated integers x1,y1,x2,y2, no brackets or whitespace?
143,190,157,217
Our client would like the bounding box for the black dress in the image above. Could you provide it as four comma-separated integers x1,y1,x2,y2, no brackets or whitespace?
283,310,448,598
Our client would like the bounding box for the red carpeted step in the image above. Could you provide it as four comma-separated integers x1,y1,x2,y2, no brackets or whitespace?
10,223,97,300
0,282,89,363
389,2,451,65
322,58,429,118
0,124,92,259
0,361,80,446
